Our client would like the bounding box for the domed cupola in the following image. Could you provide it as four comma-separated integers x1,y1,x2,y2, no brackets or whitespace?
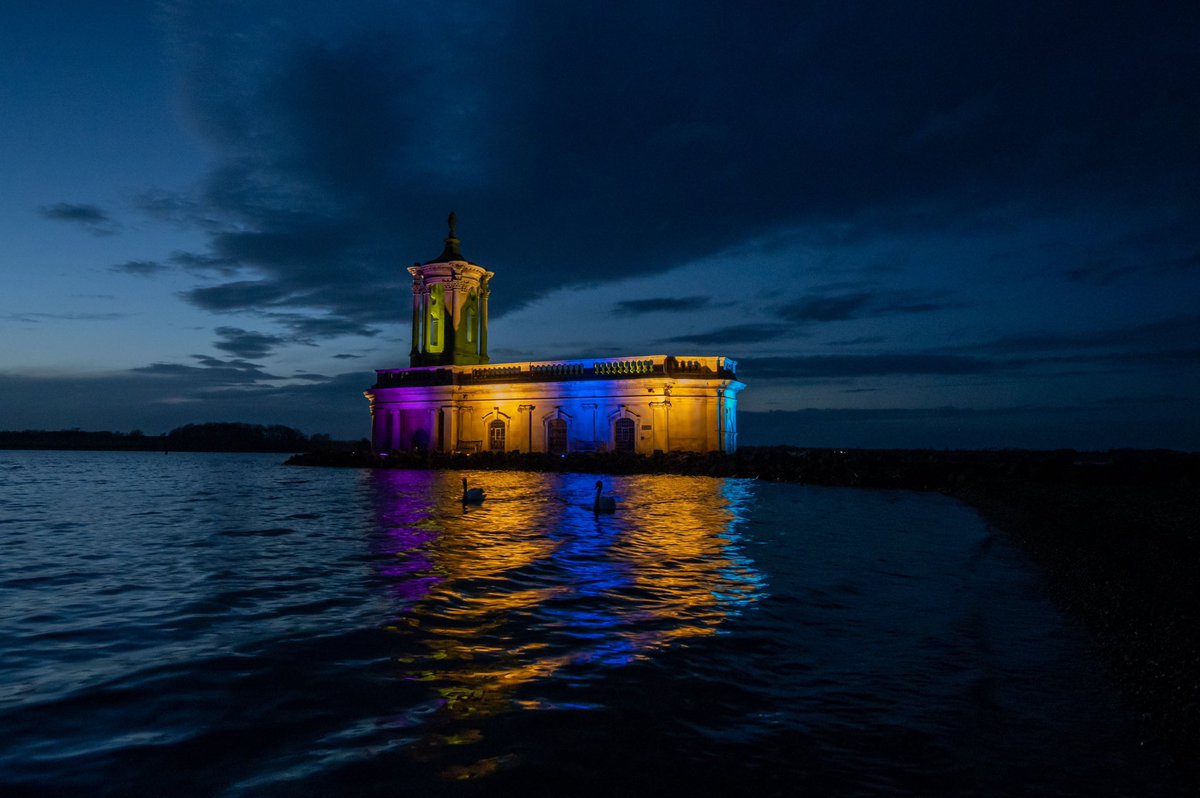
407,212,493,367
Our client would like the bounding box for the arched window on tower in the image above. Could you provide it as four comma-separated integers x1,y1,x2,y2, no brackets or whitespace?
427,285,444,352
466,291,477,345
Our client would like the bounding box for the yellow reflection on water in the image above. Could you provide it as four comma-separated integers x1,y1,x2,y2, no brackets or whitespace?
369,469,763,777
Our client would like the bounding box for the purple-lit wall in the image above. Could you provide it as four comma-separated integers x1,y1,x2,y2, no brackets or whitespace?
364,356,744,455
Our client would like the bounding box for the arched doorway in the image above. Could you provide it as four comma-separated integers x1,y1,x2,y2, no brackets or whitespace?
547,418,568,455
488,419,506,451
614,418,636,452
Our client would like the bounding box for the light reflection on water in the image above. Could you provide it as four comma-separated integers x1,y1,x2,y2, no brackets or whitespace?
368,470,765,724
0,451,1189,796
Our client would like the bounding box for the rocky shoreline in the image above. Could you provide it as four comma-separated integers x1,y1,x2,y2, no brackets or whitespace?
288,445,1199,783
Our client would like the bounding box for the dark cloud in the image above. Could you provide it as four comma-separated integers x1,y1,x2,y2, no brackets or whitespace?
204,314,378,364
875,299,958,314
39,203,107,223
663,324,796,345
665,289,952,347
1063,257,1133,287
181,280,294,311
743,354,994,379
110,260,170,276
1006,347,1200,371
1064,250,1200,287
37,202,120,235
830,336,887,346
975,316,1200,355
133,355,281,385
332,353,362,359
612,297,711,316
265,313,380,341
777,291,956,323
1161,251,1198,273
213,326,287,359
1057,219,1199,286
734,319,1200,385
778,293,873,323
154,1,1198,334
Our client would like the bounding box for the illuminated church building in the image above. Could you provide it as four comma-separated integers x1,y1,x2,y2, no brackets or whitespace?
365,215,745,455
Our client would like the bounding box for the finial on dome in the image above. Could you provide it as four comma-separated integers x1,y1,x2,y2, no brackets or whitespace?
429,210,463,262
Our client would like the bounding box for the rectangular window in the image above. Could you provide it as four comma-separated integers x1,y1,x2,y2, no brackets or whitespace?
489,420,506,451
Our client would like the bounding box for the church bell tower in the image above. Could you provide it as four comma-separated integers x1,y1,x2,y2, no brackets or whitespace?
408,212,493,368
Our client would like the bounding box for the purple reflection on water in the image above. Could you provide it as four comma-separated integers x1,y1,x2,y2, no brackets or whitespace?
369,469,442,608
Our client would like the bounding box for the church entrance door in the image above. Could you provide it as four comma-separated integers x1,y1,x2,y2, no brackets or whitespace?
548,418,568,455
614,418,636,452
489,420,506,451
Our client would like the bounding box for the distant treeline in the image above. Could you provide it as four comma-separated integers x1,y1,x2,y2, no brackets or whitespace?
0,423,367,453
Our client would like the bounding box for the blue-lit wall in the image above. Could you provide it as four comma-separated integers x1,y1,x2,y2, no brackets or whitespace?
365,361,744,455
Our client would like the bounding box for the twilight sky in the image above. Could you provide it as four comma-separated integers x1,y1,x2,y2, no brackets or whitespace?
2,1,1198,448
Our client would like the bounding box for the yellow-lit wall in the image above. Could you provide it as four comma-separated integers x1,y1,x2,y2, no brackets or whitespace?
367,357,744,454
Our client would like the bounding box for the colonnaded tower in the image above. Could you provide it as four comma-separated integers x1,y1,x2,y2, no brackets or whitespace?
408,212,494,367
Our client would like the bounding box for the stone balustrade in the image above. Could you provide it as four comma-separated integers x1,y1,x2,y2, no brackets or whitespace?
374,354,738,388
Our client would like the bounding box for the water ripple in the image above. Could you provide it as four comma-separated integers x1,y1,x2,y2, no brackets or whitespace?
0,452,1188,796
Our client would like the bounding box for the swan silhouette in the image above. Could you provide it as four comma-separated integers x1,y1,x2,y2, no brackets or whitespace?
593,480,617,514
462,477,485,504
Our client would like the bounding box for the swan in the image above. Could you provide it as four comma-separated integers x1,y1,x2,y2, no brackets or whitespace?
593,480,616,514
462,477,485,504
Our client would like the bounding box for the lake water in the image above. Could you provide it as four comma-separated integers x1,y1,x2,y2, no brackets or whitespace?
0,451,1187,796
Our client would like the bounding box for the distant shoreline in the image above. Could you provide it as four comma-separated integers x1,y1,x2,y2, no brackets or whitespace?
0,423,363,454
291,445,1200,785
0,444,309,453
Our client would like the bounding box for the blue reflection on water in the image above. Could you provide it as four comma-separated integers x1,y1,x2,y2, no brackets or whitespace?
367,470,768,692
0,452,1189,797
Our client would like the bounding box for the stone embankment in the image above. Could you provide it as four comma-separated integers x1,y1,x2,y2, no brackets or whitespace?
288,445,1199,782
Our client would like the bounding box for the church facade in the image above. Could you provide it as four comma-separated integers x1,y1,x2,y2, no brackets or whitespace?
364,216,745,455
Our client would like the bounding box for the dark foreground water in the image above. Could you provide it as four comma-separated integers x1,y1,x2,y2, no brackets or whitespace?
0,451,1187,796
